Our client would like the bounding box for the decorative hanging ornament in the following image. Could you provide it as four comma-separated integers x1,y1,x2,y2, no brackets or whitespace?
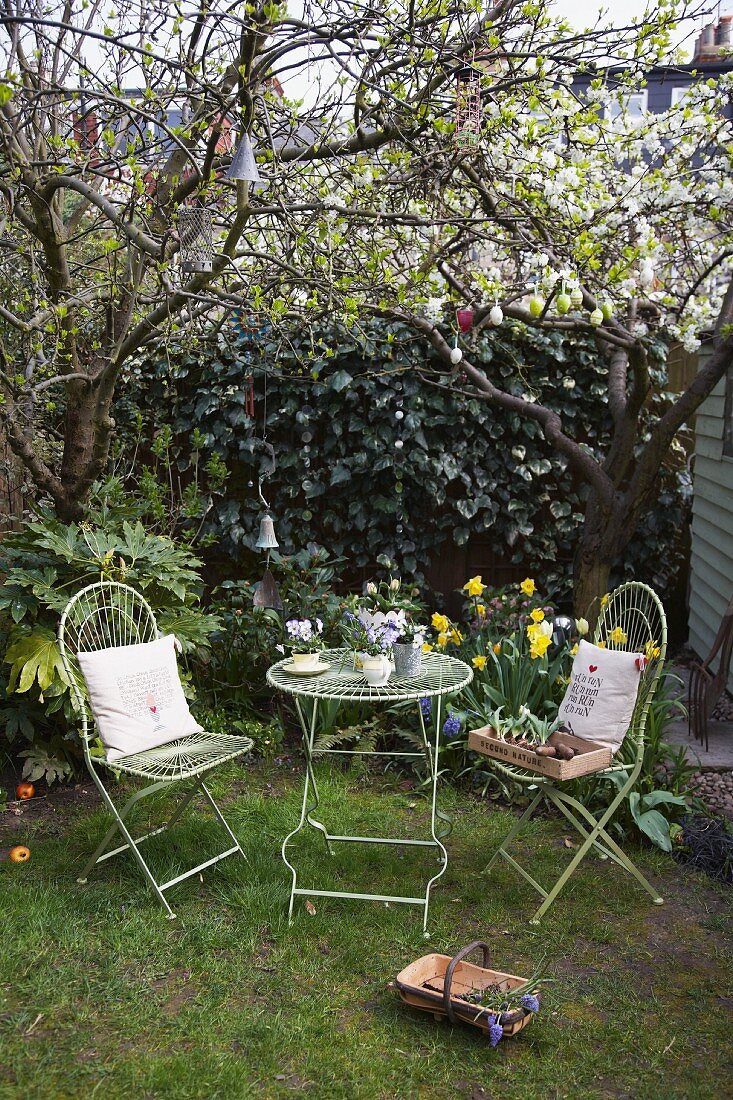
589,307,604,326
601,299,614,321
450,346,463,365
454,63,482,149
529,292,545,319
178,204,214,274
570,286,583,309
227,131,268,188
556,282,571,315
245,373,255,417
255,512,279,549
489,303,503,326
456,307,474,333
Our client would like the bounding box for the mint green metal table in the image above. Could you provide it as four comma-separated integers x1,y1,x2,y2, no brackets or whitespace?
267,648,472,935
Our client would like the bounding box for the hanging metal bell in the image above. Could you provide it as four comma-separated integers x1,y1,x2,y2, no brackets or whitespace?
255,512,279,549
227,132,267,187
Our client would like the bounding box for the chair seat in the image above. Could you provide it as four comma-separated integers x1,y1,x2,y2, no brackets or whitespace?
101,731,254,781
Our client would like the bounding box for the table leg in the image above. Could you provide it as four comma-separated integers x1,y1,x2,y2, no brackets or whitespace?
281,697,332,924
417,696,450,938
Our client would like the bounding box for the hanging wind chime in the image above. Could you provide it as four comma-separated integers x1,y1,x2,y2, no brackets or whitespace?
252,366,284,611
454,60,482,149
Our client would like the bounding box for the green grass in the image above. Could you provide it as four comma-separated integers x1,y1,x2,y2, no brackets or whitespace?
1,758,731,1100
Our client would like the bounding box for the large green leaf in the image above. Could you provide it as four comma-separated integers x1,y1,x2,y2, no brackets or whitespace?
5,628,71,695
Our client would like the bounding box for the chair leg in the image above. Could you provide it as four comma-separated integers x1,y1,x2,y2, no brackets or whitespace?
199,779,246,860
529,786,663,924
548,789,663,905
482,790,544,875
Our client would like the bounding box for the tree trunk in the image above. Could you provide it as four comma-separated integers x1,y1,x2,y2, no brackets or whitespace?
572,489,618,620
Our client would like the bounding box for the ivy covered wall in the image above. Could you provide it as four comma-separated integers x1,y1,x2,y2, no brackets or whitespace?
120,319,690,605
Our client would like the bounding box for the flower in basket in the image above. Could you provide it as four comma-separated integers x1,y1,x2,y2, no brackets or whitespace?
285,617,323,653
343,616,399,656
487,1015,503,1048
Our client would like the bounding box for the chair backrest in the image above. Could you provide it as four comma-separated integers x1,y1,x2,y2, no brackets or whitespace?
58,581,159,745
593,581,667,750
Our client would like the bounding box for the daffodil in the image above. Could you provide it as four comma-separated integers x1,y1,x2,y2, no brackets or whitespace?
450,627,464,645
596,640,606,649
645,640,661,660
431,612,449,633
422,642,433,653
530,608,545,623
493,642,502,654
520,578,536,597
609,626,627,645
529,634,551,659
463,575,486,597
437,631,450,649
472,654,488,670
476,604,486,616
600,593,610,608
570,643,579,655
526,622,540,642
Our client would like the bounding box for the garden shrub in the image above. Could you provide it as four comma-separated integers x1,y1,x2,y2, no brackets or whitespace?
122,317,690,602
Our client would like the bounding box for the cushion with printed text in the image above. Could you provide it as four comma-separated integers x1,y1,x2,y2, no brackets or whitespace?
557,639,643,754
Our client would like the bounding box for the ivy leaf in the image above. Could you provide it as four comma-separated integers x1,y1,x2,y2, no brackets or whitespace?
329,370,353,392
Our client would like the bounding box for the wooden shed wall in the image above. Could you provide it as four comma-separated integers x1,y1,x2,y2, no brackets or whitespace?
689,375,733,691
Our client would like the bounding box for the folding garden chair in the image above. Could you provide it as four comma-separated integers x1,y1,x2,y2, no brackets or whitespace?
59,581,253,918
483,581,667,922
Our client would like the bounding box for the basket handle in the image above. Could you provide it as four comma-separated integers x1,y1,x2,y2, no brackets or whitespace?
443,940,491,1023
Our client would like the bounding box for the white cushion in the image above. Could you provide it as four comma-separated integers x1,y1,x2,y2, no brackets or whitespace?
77,635,202,762
557,639,642,754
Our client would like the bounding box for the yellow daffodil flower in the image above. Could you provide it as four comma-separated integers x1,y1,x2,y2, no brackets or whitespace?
431,612,449,633
520,578,536,597
609,627,627,645
476,604,486,616
596,640,606,649
493,642,502,654
570,643,579,655
529,634,551,659
526,622,540,642
645,640,661,660
472,655,487,670
463,575,486,597
530,608,545,623
422,642,433,653
450,627,464,646
600,593,610,608
437,631,450,649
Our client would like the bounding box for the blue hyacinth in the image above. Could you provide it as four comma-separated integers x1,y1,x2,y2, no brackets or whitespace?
419,697,431,718
442,713,462,739
521,993,540,1013
487,1015,503,1048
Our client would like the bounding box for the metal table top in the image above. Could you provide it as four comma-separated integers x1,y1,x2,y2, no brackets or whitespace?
266,648,472,702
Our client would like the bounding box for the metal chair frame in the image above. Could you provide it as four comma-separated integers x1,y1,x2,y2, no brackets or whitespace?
58,581,253,918
688,592,733,752
482,581,668,922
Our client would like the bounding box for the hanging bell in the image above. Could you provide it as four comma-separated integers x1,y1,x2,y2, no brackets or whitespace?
255,512,279,549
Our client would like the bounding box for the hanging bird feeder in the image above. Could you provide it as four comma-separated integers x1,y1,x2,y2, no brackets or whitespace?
227,131,267,187
455,63,482,148
178,205,214,274
456,307,475,333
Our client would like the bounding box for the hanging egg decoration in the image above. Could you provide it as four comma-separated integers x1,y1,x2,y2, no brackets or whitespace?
589,307,604,326
456,307,474,333
556,283,571,315
570,286,583,308
601,300,614,321
489,303,504,326
529,293,545,318
450,347,463,365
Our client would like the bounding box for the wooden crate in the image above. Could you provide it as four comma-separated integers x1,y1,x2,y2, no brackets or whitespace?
468,726,612,779
394,944,537,1037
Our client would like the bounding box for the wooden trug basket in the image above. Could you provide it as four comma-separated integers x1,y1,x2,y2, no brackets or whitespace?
468,726,612,780
394,941,537,1037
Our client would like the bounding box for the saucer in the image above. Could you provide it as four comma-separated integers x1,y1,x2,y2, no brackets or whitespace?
282,660,330,676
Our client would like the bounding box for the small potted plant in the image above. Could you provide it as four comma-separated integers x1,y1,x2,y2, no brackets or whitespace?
393,621,428,678
284,617,324,671
343,615,398,685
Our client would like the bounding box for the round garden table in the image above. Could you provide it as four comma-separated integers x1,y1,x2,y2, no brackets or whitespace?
266,648,472,934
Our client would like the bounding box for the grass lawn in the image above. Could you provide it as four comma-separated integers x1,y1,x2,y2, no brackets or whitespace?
1,755,731,1100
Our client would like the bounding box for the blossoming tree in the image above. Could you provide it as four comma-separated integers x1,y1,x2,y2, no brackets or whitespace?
0,0,728,615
